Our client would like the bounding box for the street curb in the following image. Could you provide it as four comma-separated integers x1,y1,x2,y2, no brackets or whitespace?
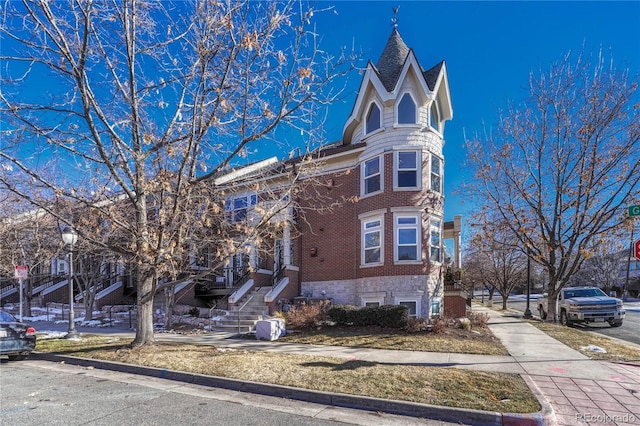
33,352,549,425
510,375,557,426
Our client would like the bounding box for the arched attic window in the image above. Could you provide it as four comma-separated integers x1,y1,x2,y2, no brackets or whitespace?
365,102,381,135
430,102,440,132
397,93,417,125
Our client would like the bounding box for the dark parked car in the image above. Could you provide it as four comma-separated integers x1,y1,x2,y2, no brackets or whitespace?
0,310,36,361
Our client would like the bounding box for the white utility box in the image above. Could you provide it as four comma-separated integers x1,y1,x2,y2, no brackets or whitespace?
255,319,286,341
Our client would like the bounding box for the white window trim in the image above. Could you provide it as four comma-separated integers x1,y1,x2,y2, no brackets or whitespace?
360,211,385,267
364,100,383,136
394,92,419,127
360,292,386,307
430,297,442,317
393,291,423,317
225,193,257,222
430,217,443,264
393,150,422,191
392,210,422,264
429,101,441,134
430,154,443,194
361,155,383,197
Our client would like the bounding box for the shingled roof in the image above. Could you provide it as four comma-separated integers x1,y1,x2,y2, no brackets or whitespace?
374,28,410,92
422,60,444,91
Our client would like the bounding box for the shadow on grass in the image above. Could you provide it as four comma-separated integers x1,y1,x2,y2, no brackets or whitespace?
300,359,378,371
37,342,133,356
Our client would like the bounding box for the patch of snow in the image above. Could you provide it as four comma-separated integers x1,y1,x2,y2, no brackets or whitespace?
36,331,68,340
580,344,607,354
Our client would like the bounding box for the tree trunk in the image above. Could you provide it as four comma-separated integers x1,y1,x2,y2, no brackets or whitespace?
132,274,155,347
547,279,560,323
83,288,96,322
164,286,175,329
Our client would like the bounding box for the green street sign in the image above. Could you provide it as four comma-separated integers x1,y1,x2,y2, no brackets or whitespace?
630,205,640,217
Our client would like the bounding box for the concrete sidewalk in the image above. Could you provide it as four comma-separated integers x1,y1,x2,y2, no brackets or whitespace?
31,307,640,425
484,307,640,426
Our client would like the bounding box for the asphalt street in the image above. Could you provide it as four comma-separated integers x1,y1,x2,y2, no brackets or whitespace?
0,359,459,426
506,297,640,346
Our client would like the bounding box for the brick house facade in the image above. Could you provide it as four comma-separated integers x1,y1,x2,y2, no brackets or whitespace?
287,28,453,317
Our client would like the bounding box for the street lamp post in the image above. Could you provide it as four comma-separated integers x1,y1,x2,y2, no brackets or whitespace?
524,255,533,319
62,226,79,339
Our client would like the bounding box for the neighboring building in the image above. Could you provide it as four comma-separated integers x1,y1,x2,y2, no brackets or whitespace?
567,246,640,298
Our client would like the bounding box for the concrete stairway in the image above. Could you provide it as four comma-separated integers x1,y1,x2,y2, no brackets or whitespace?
213,287,270,333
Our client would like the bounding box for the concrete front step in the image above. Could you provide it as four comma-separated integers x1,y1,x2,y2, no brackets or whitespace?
228,309,267,317
212,323,253,333
218,286,271,332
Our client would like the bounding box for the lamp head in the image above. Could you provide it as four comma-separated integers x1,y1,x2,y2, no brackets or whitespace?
61,226,78,246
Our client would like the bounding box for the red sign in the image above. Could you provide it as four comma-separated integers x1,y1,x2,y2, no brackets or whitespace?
14,265,28,280
635,239,640,261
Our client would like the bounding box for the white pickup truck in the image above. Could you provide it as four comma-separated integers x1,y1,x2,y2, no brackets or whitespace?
538,286,625,327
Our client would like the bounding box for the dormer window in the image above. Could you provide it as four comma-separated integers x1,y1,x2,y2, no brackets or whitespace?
397,93,416,124
365,102,381,135
430,102,439,131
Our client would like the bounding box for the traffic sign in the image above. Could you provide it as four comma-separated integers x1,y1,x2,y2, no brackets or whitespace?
635,239,640,261
630,205,640,217
14,265,28,280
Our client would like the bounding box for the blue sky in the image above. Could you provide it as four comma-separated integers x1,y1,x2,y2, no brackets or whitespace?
2,1,638,225
308,1,640,222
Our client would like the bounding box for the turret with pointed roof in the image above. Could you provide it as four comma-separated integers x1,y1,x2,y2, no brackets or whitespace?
341,27,452,145
374,29,410,92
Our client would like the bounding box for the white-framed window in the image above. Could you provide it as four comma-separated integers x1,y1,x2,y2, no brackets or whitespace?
430,102,439,131
430,218,442,262
393,291,423,318
395,151,420,189
54,258,67,275
362,156,382,195
394,213,421,262
430,155,442,193
396,92,417,125
360,292,386,308
399,301,418,316
431,298,442,317
365,101,381,135
225,193,257,222
361,216,383,265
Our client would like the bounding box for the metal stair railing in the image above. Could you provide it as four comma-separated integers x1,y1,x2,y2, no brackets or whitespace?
272,264,286,287
236,294,255,334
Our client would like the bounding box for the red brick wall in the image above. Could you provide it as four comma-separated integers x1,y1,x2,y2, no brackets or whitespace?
298,152,435,283
96,286,130,309
443,294,468,318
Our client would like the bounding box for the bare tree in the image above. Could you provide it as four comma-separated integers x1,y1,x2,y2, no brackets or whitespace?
0,196,61,316
466,48,640,321
467,213,528,310
0,0,355,346
568,231,628,294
